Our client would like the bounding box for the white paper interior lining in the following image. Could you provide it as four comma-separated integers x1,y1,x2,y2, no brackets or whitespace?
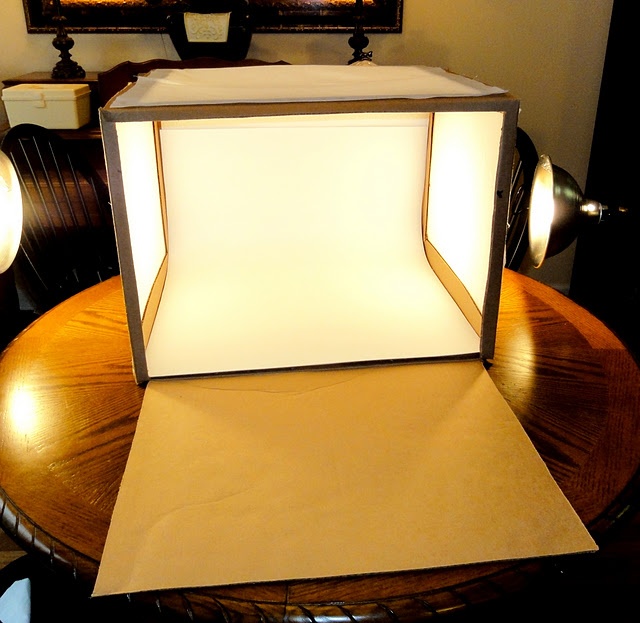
144,113,483,378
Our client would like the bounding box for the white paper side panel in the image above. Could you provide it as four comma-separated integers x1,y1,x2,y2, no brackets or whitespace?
145,113,481,377
116,121,166,316
426,111,503,311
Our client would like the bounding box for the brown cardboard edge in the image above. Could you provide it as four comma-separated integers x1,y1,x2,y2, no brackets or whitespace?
103,80,137,110
480,100,520,360
419,112,482,338
136,352,484,383
420,104,519,351
100,108,169,385
425,240,482,337
100,93,520,124
139,123,171,351
100,112,148,384
141,255,168,349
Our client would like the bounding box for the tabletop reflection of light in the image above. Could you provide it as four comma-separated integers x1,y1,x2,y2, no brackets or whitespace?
9,387,38,436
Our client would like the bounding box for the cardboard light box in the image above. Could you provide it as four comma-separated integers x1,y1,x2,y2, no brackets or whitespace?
94,65,596,597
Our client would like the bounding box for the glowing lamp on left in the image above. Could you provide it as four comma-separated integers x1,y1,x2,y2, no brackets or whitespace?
0,151,22,274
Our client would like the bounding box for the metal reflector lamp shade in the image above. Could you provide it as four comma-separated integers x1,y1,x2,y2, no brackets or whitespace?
528,154,606,268
0,151,23,274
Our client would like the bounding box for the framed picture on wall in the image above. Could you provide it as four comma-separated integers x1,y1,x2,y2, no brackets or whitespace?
23,0,403,33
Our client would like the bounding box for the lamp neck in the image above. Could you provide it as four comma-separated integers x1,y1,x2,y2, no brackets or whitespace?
580,200,606,224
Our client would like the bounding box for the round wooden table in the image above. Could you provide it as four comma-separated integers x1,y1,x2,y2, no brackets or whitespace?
1,269,639,621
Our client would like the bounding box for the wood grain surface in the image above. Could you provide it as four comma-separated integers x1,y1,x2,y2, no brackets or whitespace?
1,269,639,621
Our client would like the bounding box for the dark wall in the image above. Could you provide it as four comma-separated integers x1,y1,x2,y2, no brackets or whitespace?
570,0,639,360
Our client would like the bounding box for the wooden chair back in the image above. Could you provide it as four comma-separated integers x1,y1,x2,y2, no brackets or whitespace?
0,123,119,317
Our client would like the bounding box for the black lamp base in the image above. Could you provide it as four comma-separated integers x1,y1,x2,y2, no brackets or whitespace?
347,0,372,65
51,15,85,79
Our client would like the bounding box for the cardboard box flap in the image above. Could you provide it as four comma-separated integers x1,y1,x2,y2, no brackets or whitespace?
93,360,596,596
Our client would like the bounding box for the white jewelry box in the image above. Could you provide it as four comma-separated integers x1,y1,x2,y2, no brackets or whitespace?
2,83,91,129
